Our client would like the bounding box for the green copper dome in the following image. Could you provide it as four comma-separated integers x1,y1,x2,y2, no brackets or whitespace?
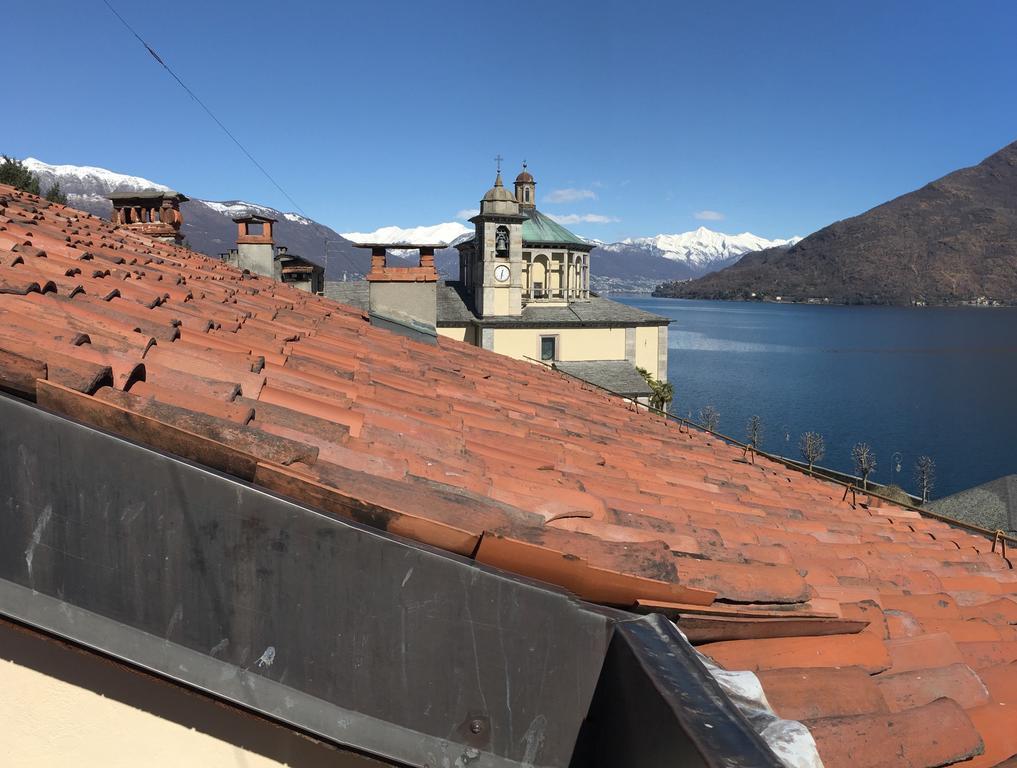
522,208,591,249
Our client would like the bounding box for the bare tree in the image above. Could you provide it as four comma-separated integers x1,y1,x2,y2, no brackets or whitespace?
799,432,825,475
914,455,936,503
743,415,763,463
746,415,763,448
851,442,877,490
699,405,720,433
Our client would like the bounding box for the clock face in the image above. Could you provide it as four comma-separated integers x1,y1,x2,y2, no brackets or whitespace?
494,264,510,283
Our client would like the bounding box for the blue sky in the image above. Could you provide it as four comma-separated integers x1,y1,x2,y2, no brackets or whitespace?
4,1,1016,241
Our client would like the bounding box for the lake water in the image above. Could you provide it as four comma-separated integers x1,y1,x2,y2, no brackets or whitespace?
615,297,1017,499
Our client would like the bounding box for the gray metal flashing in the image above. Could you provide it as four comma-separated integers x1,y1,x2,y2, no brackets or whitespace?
571,615,783,767
0,393,783,767
0,580,443,767
367,310,438,345
0,393,607,768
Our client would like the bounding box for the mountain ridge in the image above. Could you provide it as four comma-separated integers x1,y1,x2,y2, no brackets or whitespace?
655,140,1017,305
20,157,801,293
21,157,367,280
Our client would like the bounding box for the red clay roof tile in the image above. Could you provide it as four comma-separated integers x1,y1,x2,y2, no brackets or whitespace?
958,704,1017,767
805,697,983,768
756,666,887,721
885,632,965,674
5,183,1017,765
875,662,990,712
699,632,891,674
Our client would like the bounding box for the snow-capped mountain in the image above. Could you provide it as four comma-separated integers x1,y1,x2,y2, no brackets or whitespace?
603,227,802,269
340,222,472,247
23,158,170,202
202,200,313,226
21,158,364,279
19,158,804,293
590,227,802,292
336,221,803,291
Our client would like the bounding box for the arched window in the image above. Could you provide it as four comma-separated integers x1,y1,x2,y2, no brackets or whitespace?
524,188,530,202
532,255,548,299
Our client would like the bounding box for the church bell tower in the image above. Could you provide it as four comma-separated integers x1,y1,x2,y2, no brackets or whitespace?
470,157,526,317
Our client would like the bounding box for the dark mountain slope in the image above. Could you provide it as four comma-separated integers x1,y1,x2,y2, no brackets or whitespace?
657,140,1017,305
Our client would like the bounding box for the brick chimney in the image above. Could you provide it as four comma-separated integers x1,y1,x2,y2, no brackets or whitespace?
108,189,188,245
232,214,277,278
357,243,442,335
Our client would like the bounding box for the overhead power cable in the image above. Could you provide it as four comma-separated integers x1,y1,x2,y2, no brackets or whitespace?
101,0,306,215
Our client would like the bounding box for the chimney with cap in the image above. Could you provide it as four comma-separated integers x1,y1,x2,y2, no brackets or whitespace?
107,189,188,245
231,213,277,278
355,242,442,342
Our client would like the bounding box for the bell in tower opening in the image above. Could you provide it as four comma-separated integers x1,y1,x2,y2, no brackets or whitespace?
495,225,509,254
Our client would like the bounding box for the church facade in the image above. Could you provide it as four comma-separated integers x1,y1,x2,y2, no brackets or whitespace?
327,164,670,400
439,165,670,398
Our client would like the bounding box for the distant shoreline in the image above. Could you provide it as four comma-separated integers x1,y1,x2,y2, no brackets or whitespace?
648,293,1015,309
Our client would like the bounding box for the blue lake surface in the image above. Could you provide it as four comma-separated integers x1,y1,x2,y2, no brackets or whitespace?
615,297,1017,499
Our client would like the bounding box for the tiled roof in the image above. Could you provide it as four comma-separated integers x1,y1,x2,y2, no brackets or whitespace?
3,183,1017,767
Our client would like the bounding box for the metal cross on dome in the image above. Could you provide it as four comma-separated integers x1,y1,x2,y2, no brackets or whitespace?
494,154,503,174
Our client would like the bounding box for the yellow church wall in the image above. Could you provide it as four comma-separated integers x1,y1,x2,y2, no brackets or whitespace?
437,326,468,342
634,325,661,378
491,327,626,362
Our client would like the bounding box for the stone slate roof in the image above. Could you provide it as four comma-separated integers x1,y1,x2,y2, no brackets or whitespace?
514,296,669,327
325,280,670,328
928,475,1017,534
554,360,652,398
324,280,368,307
107,188,188,202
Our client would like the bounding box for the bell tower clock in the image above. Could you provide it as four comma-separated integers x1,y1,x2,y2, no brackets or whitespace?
470,156,526,317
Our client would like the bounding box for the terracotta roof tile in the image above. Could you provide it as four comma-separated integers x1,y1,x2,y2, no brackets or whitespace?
958,641,1017,671
700,632,891,674
5,183,1017,765
960,704,1017,767
804,698,983,768
756,667,887,721
885,632,965,674
875,662,991,712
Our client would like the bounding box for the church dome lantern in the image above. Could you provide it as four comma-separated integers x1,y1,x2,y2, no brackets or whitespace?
514,162,536,209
